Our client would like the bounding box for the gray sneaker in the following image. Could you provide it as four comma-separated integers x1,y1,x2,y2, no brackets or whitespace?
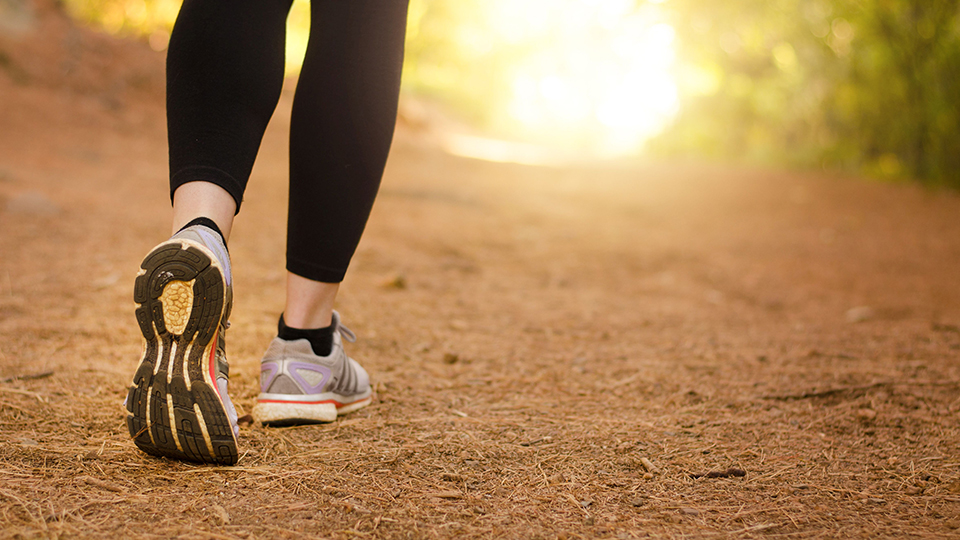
125,224,240,465
253,311,372,425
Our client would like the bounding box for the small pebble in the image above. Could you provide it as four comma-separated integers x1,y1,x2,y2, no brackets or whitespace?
382,274,407,289
846,306,873,323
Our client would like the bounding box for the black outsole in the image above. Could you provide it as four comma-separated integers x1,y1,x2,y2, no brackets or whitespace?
126,241,238,466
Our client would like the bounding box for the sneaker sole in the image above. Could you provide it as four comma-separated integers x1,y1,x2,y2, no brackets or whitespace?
253,392,372,426
125,239,238,465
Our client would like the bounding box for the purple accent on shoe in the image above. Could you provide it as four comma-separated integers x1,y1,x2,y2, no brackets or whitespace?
286,362,332,393
217,376,240,437
260,362,280,393
196,228,232,286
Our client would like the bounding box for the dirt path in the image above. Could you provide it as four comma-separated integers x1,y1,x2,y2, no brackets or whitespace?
3,12,960,540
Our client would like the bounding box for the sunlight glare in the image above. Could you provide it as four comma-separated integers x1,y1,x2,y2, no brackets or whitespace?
499,0,679,156
288,0,681,160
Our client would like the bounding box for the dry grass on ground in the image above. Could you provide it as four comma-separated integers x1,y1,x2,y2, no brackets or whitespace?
2,5,960,539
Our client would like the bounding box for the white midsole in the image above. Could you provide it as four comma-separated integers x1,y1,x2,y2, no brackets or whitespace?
253,393,372,423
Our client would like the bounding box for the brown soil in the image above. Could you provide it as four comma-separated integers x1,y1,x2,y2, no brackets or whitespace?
3,4,960,539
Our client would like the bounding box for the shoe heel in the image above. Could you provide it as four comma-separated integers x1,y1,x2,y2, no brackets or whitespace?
127,240,238,465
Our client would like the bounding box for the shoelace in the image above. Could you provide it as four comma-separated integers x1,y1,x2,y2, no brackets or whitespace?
335,320,356,343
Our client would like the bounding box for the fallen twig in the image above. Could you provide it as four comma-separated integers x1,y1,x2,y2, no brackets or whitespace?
639,457,659,473
1,371,54,383
81,476,126,493
762,380,960,400
690,468,746,479
564,493,591,516
429,490,462,499
0,387,47,403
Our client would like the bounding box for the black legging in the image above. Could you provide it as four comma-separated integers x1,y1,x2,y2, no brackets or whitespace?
166,0,409,283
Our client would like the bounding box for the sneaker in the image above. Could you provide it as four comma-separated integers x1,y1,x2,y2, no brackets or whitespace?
253,311,372,425
125,224,240,465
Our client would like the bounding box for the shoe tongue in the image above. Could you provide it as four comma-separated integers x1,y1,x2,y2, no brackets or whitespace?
172,225,232,286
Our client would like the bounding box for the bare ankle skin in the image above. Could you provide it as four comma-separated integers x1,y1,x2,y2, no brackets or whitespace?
171,181,237,241
282,273,340,329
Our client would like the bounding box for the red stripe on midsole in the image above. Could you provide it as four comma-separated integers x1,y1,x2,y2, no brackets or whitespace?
208,330,219,397
257,397,370,408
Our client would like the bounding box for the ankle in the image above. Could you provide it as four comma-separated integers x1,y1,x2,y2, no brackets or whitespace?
177,217,227,246
278,314,334,356
283,273,339,328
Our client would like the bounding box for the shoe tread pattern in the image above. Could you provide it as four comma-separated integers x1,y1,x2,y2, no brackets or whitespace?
126,242,238,465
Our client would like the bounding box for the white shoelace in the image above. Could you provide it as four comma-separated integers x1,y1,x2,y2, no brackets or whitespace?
336,321,356,343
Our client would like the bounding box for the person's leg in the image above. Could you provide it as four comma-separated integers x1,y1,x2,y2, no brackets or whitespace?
127,0,293,465
253,0,409,426
171,182,236,240
167,0,294,225
282,0,410,327
283,274,339,329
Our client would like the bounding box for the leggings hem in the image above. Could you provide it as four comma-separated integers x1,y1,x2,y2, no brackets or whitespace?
286,259,347,284
170,167,245,214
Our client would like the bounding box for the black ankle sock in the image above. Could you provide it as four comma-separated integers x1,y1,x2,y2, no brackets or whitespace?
278,314,334,356
178,217,226,246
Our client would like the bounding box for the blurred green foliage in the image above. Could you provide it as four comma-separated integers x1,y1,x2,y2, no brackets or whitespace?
62,0,178,38
59,0,500,120
654,0,960,187
60,0,571,131
60,0,960,187
403,0,530,129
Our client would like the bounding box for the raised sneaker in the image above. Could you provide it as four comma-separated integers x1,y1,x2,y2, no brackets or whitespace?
125,224,240,465
253,311,372,425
